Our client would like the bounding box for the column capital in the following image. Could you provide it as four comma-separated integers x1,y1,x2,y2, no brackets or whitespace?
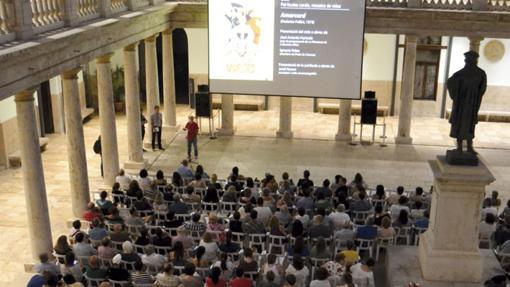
405,34,418,45
62,68,82,80
14,90,35,102
124,43,138,52
145,34,158,43
96,53,114,64
162,28,174,35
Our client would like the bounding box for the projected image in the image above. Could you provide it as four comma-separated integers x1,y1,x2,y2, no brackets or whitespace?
209,0,275,81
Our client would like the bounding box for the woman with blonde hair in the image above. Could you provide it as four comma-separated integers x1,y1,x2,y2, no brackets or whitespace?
199,232,219,262
153,192,168,212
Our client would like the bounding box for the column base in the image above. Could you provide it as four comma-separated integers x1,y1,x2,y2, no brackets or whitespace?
276,130,294,139
395,136,413,144
419,231,482,282
217,128,234,136
124,159,148,171
335,133,353,142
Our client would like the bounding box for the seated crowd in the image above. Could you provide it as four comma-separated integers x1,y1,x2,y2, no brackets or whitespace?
29,161,437,287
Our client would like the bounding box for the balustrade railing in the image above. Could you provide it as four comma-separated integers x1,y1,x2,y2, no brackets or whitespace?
30,0,64,33
136,0,150,8
488,0,510,11
111,0,128,13
78,0,100,21
1,0,509,46
0,1,15,35
421,0,472,9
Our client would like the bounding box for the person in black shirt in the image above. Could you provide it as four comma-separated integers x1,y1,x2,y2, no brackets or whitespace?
108,257,131,282
229,211,243,233
162,211,183,229
133,193,152,211
134,227,151,246
203,187,219,203
219,231,240,253
152,228,172,247
297,170,314,189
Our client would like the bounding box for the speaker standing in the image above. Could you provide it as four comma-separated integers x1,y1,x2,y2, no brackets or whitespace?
183,116,199,161
150,105,164,151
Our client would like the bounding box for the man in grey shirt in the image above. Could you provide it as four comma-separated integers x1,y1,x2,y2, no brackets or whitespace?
150,105,164,151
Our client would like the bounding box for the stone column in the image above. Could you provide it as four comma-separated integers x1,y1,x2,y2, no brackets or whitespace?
276,97,293,138
144,34,160,146
123,44,146,170
419,156,495,282
395,35,417,144
335,99,353,141
469,36,484,53
15,90,53,260
62,68,91,217
218,94,234,135
162,29,179,132
96,53,120,186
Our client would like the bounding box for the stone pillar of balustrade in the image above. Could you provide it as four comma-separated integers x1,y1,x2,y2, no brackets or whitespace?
63,0,79,26
12,0,33,40
98,0,112,18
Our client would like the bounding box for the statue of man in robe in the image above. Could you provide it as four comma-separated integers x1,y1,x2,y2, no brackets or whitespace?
447,51,487,154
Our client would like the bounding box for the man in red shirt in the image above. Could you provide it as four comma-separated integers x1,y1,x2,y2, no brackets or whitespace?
230,267,253,287
183,116,199,161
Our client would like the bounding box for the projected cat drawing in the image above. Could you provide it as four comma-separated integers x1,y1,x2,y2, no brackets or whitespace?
225,2,261,58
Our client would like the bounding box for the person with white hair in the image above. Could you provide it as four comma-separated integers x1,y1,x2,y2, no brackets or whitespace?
328,204,351,229
112,241,141,263
142,245,167,268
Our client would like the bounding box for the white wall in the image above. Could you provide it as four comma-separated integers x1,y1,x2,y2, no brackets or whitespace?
185,28,209,75
449,37,510,86
0,97,16,123
362,34,397,81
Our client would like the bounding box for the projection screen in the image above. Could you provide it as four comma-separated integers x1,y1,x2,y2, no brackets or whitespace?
208,0,366,99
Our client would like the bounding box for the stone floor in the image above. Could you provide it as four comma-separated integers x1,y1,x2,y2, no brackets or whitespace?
3,105,510,286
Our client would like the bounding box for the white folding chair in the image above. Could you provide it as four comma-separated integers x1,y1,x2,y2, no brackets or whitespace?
352,210,373,225
248,233,267,252
120,260,136,272
125,224,145,238
356,238,374,257
196,267,210,278
333,237,351,254
310,257,329,280
175,214,191,222
202,202,219,212
231,231,246,245
154,245,173,256
413,226,428,246
84,274,106,287
219,201,237,216
268,234,288,255
97,257,113,268
394,226,412,245
375,236,394,261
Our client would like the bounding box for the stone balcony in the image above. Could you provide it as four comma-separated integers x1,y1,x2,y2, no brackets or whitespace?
0,0,510,100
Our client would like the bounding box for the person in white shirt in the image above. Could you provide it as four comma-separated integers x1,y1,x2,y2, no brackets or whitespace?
310,267,332,287
115,169,131,190
328,204,351,229
481,197,498,221
350,258,375,287
285,256,310,287
389,196,411,222
139,169,152,191
199,233,219,263
479,213,497,241
254,197,273,224
141,245,167,268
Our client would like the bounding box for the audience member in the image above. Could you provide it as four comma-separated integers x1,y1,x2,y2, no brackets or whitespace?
285,256,310,287
34,253,59,276
350,258,376,287
72,232,97,258
155,263,181,287
115,169,131,190
179,262,203,287
176,160,194,178
206,266,227,287
230,267,253,287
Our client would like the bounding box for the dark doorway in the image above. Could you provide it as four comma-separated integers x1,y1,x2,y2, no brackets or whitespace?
138,41,147,105
173,28,190,104
38,81,54,135
156,33,164,104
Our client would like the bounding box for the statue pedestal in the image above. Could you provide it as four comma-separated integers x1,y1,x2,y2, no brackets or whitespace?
446,149,479,166
419,156,495,282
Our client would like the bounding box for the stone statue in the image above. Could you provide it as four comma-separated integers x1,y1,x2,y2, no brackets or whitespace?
446,51,487,165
